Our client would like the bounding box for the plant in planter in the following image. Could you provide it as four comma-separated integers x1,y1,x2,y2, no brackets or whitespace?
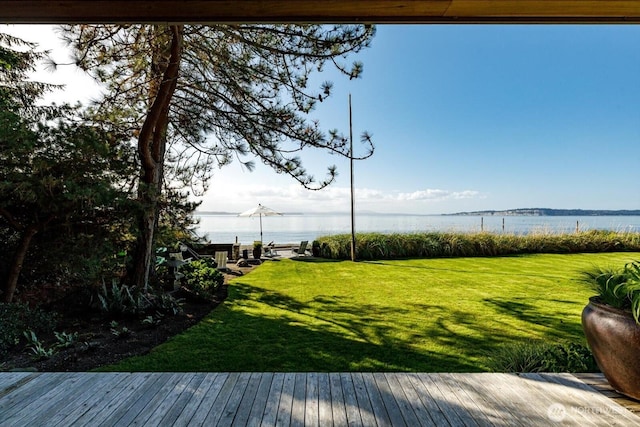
311,240,321,257
252,241,263,260
580,261,640,400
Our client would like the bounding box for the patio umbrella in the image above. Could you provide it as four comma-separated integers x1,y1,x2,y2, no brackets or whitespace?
238,203,282,244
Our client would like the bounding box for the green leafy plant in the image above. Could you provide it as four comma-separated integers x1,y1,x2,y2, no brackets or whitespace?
180,258,224,299
146,293,183,316
109,321,131,339
580,265,628,308
0,304,57,358
54,331,78,349
142,314,163,327
96,280,149,317
581,260,640,323
30,342,54,360
95,279,183,318
23,331,55,360
622,261,640,323
488,341,598,373
23,330,40,347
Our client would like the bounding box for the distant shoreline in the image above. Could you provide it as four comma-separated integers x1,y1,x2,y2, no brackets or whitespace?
196,208,640,217
445,208,640,217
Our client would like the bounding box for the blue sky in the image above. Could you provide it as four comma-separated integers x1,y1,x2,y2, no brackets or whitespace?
6,24,640,214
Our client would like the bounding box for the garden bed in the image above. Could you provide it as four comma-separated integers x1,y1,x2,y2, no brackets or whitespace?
1,264,254,372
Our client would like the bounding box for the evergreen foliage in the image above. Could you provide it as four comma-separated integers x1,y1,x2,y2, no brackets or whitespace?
59,24,375,288
0,32,139,302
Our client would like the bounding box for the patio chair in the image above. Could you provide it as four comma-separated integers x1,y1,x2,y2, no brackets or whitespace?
215,251,229,271
291,240,309,257
264,241,279,257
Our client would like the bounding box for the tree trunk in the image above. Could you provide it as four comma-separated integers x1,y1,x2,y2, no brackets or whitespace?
130,25,183,290
2,225,38,303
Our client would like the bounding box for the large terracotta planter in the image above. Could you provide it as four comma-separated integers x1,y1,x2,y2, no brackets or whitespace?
582,297,640,400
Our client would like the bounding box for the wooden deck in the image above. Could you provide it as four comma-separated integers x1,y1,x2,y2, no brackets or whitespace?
1,372,639,426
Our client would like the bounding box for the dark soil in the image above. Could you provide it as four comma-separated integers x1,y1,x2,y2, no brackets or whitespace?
2,265,255,372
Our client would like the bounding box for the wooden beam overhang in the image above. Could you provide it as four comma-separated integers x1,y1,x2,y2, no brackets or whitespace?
1,1,640,24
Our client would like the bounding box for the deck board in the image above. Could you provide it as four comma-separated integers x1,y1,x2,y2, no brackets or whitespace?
218,372,252,426
456,373,524,427
69,372,151,425
390,372,436,427
160,372,208,426
328,373,347,427
304,372,319,427
144,372,199,425
573,373,640,415
493,373,559,425
383,373,421,427
439,373,496,427
518,373,599,426
338,372,363,427
3,373,92,425
260,372,284,427
275,372,296,427
51,372,131,426
183,373,227,425
415,373,469,426
317,373,332,427
246,372,275,427
101,371,172,426
1,372,639,426
363,372,395,426
0,373,51,413
404,373,449,426
540,373,640,426
373,372,406,426
289,372,306,427
233,371,263,427
19,373,104,426
0,372,34,397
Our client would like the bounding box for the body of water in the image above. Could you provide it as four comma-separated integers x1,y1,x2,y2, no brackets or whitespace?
194,213,640,245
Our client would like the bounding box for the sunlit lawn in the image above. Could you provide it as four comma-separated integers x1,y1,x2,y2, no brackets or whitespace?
104,252,640,372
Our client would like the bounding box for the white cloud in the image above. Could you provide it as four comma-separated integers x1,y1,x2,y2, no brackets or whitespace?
198,183,483,213
397,189,481,201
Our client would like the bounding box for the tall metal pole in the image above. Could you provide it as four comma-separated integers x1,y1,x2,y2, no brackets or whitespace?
349,94,356,262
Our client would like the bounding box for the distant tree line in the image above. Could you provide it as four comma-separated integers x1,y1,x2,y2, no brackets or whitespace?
448,208,640,217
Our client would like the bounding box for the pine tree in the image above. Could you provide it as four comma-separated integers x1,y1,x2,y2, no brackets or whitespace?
60,24,375,288
0,33,135,302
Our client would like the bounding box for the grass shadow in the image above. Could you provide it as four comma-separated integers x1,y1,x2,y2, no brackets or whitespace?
482,297,585,339
104,288,481,372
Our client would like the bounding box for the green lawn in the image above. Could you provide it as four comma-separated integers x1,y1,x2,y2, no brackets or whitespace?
103,252,640,372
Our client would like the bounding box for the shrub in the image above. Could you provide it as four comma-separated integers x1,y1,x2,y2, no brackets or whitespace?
94,281,183,317
580,260,640,323
0,303,57,357
23,330,56,360
146,292,184,316
315,230,640,261
95,281,148,317
580,265,629,309
180,258,224,299
487,341,598,373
